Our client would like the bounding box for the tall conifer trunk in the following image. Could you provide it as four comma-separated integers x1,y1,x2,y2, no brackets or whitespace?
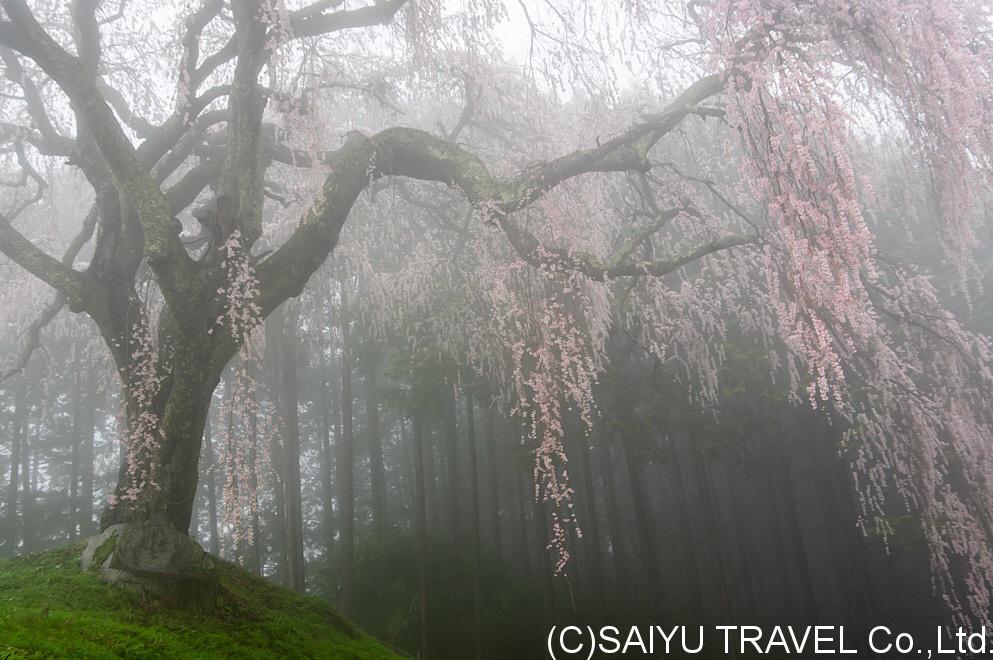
282,303,306,592
78,361,98,536
366,352,387,535
412,412,431,660
4,376,26,555
337,287,356,614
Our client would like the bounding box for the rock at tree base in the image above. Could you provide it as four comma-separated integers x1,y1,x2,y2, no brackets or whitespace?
81,519,219,604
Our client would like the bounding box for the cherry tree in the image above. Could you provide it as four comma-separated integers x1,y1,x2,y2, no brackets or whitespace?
0,0,992,622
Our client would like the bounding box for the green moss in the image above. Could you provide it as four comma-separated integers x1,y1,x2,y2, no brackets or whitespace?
91,534,117,568
0,544,405,659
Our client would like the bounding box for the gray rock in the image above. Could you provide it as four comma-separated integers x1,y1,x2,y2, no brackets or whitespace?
81,519,220,603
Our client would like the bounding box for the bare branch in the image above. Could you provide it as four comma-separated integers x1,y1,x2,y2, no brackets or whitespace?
661,163,762,233
98,0,129,25
502,75,724,211
0,293,64,382
442,78,475,143
609,206,692,265
2,140,46,220
597,234,755,279
62,205,98,266
142,100,228,175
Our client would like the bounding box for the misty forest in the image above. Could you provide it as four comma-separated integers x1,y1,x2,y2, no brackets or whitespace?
0,0,992,658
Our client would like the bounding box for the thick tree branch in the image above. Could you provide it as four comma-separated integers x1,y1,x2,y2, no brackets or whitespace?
293,1,345,22
185,0,407,97
221,0,268,245
70,0,102,74
191,40,237,92
165,158,223,214
144,104,228,177
0,215,86,307
0,198,103,382
0,0,197,304
0,47,75,156
97,79,156,137
177,0,224,112
502,75,724,211
0,20,28,52
256,75,725,311
288,0,408,39
62,206,99,266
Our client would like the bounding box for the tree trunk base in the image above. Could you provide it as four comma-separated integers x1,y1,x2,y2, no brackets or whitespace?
81,519,220,606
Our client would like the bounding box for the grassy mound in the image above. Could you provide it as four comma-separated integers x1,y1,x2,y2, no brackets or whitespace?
0,543,405,659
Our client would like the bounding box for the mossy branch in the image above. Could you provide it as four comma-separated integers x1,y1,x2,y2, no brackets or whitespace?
256,75,725,312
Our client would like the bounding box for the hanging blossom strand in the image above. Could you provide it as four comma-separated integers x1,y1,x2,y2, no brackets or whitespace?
705,0,993,625
109,314,164,508
211,230,270,549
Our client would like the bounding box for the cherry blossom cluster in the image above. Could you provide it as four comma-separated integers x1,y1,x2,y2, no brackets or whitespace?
844,269,993,625
110,315,163,507
212,231,262,344
704,0,993,623
212,230,271,550
217,361,275,550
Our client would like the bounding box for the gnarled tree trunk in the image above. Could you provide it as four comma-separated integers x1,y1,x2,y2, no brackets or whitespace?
100,334,227,533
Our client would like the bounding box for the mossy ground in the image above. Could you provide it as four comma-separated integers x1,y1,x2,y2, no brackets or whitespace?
0,543,405,659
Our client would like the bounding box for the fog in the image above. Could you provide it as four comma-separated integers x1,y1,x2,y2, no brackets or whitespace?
0,1,992,658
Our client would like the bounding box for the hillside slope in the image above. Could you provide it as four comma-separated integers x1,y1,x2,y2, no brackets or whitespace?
0,543,404,659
